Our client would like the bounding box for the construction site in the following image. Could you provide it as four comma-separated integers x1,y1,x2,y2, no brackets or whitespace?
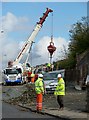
1,3,89,120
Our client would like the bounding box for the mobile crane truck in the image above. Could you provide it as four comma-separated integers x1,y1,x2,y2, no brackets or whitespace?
3,8,53,85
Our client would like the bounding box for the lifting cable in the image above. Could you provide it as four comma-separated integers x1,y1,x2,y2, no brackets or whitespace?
51,12,53,43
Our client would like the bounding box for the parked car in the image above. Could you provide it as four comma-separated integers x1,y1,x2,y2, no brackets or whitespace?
43,69,65,93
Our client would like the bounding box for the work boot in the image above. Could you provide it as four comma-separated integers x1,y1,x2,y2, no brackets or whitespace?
37,109,41,113
59,107,64,111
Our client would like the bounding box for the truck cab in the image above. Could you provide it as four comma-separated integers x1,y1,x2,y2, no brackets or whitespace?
3,66,25,85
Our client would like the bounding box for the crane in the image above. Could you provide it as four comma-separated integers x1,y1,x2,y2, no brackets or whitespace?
13,8,53,66
3,8,53,85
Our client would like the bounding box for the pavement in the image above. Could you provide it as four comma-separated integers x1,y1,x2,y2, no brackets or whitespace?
19,103,88,120
18,88,89,120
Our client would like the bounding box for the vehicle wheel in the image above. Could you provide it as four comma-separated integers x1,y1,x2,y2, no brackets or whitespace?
3,81,7,86
23,77,27,84
20,81,23,85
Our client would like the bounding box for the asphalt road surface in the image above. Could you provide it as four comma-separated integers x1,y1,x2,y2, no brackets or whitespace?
1,84,71,120
1,85,60,119
0,85,2,119
2,102,60,119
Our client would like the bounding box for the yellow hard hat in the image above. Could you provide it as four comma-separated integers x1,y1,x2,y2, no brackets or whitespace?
47,63,51,67
30,74,35,77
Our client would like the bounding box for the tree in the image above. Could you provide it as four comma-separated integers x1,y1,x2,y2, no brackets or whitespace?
68,16,89,68
69,17,89,54
55,17,89,69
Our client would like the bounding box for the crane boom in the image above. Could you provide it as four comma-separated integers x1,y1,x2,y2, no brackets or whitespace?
13,8,53,65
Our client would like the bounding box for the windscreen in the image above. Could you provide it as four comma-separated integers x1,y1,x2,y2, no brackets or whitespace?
43,71,65,81
43,73,57,80
6,69,19,74
50,73,58,79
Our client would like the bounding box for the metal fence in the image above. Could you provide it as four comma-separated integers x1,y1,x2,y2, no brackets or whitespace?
65,69,80,86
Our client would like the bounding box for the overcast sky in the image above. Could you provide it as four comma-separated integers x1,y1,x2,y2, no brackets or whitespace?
0,1,87,69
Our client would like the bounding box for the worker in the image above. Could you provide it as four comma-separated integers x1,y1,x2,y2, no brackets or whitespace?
54,74,65,110
35,74,44,112
34,74,38,82
30,73,35,83
27,71,32,82
46,63,51,72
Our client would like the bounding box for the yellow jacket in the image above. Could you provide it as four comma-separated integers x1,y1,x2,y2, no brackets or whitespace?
35,78,44,94
54,78,65,95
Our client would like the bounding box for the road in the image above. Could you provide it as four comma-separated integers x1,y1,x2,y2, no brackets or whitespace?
2,102,59,119
0,84,2,119
1,85,60,119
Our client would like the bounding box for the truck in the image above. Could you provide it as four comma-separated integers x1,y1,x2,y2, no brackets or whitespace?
3,63,26,85
3,8,53,85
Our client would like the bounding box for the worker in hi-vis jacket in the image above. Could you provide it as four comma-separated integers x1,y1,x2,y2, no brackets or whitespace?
35,74,44,112
54,74,65,110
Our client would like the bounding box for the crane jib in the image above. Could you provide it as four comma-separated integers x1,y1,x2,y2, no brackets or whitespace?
17,43,28,60
14,8,53,65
